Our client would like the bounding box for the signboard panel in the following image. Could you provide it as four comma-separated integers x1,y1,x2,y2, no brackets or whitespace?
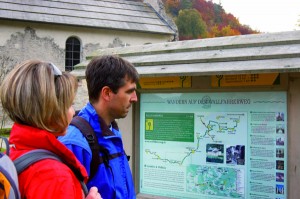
211,73,280,87
139,76,191,89
139,92,287,199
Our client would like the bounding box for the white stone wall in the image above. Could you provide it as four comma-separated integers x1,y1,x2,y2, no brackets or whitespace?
0,19,173,128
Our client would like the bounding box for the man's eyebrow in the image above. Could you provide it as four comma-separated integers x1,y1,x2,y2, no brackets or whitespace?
126,87,136,93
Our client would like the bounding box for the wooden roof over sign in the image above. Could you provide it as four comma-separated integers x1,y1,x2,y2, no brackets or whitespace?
0,0,175,35
72,30,300,78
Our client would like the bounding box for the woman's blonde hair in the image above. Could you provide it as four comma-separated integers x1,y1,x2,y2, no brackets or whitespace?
0,60,78,133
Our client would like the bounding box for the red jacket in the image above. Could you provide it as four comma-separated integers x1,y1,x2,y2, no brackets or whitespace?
9,123,88,199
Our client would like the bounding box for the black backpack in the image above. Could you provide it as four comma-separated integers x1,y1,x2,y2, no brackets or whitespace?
70,116,130,180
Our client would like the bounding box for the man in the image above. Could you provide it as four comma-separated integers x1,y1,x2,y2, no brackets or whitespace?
59,55,139,199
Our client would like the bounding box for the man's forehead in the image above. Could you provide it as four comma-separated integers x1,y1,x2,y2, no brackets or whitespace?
124,75,138,83
119,77,136,88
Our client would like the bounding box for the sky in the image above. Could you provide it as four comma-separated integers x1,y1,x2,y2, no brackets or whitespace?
211,0,300,33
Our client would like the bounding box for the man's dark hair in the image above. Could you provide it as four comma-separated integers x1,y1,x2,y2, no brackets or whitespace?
86,55,139,103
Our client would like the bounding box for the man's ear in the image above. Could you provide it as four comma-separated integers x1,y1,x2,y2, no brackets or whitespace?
101,86,111,101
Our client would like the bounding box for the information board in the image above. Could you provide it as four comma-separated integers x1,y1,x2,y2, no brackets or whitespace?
139,92,287,199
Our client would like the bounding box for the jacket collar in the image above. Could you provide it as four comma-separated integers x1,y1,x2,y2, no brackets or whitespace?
9,123,88,181
84,102,119,137
98,116,119,136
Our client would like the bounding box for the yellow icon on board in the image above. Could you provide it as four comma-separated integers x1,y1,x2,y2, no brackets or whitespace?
145,119,154,131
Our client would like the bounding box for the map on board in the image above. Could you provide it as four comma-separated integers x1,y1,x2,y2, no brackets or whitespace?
187,165,245,198
144,112,247,166
142,112,247,198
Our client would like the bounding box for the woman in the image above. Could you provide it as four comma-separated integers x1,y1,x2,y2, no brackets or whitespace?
0,60,101,199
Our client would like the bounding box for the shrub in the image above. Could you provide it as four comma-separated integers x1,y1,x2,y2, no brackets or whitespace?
0,128,11,138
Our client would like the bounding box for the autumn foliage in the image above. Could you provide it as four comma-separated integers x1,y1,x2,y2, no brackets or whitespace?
163,0,259,40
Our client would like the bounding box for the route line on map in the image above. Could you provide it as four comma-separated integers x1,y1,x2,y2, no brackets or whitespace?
145,114,241,165
199,115,240,141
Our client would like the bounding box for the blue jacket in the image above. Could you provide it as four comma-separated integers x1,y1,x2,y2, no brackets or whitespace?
59,103,136,199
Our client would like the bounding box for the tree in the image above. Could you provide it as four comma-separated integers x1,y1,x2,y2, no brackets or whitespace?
165,0,181,16
164,0,258,40
208,25,220,38
176,9,208,40
219,25,241,36
193,0,215,27
180,0,193,9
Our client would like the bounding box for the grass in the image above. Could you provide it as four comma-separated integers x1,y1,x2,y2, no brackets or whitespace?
0,129,10,152
0,128,11,138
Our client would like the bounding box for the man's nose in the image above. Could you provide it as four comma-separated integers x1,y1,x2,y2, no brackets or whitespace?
130,91,138,102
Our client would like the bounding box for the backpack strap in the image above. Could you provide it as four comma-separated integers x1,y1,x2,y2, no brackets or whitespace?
14,149,88,197
71,116,101,180
70,116,127,180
